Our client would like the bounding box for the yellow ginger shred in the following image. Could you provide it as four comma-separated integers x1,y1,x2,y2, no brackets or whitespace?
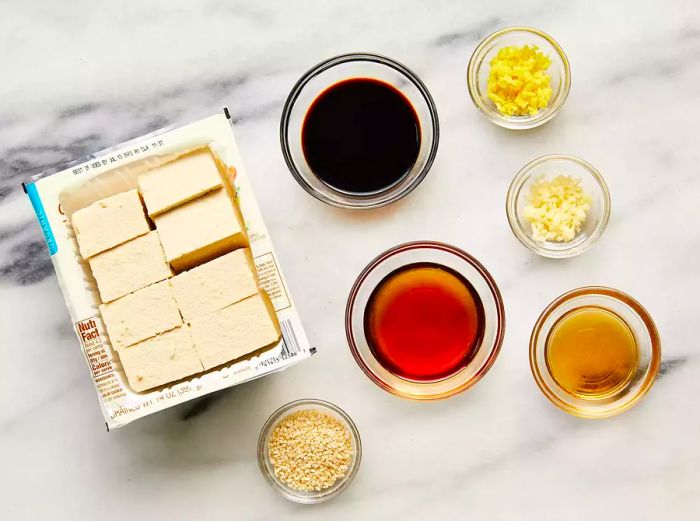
523,175,591,243
487,45,553,116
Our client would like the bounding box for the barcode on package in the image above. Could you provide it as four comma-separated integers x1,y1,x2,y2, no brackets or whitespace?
279,319,300,359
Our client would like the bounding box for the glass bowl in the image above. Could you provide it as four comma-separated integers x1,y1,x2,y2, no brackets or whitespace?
280,53,439,209
467,27,571,129
506,154,611,258
345,241,505,400
530,287,661,418
257,399,362,504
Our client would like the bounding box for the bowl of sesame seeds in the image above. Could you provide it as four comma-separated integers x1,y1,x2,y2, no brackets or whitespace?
257,399,362,503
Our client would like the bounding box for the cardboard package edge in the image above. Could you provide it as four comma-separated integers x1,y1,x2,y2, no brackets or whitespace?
23,110,314,430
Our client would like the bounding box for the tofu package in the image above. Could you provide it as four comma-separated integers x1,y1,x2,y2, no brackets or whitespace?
23,112,314,429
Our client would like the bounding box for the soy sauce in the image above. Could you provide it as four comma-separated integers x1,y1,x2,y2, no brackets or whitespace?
364,263,485,382
302,78,421,194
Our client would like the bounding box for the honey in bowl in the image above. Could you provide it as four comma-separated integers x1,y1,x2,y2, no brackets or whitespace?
364,263,484,381
545,306,638,399
302,78,421,194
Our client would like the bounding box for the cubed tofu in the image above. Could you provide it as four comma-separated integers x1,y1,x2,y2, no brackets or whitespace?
88,231,173,302
138,149,224,217
118,326,203,392
70,189,150,258
154,188,248,272
170,248,258,322
100,280,182,350
189,292,281,370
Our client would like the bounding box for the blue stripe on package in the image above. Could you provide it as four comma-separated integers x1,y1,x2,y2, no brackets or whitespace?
26,183,58,255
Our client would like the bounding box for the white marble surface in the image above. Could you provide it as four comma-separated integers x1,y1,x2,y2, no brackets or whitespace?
1,1,699,519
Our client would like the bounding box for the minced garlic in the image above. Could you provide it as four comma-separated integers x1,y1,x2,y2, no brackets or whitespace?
268,409,352,492
523,175,591,242
487,45,553,116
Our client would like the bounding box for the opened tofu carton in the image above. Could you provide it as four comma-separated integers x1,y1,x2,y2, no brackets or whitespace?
23,112,314,429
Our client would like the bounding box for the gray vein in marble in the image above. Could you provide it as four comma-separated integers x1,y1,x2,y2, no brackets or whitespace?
215,1,271,25
433,16,503,47
608,43,700,85
1,134,103,186
228,99,282,125
0,222,29,243
57,103,100,120
0,232,53,286
658,356,690,377
0,70,275,196
203,73,250,97
679,26,700,40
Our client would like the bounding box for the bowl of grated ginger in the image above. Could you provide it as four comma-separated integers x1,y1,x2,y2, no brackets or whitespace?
467,26,571,129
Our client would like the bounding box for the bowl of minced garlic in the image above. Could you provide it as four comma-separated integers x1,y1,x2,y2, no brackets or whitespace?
467,27,571,129
258,399,362,503
506,155,611,258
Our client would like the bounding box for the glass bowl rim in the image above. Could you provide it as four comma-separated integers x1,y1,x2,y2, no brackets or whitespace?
529,286,662,418
345,240,506,400
280,52,440,209
505,154,611,258
257,398,363,504
466,26,572,129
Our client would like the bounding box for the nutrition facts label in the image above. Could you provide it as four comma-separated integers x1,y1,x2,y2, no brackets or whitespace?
254,252,291,311
75,317,125,402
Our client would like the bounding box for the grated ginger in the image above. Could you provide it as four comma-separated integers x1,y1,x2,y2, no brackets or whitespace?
523,175,591,242
487,45,553,116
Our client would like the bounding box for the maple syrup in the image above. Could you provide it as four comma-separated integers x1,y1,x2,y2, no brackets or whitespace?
364,263,484,381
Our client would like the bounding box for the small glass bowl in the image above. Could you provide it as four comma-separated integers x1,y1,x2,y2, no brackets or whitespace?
506,154,611,258
467,27,571,129
257,399,362,504
530,287,661,418
345,241,506,400
280,53,439,209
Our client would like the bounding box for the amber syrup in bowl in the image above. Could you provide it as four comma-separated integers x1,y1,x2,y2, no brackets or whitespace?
364,264,484,382
346,242,505,400
530,287,661,418
281,53,439,209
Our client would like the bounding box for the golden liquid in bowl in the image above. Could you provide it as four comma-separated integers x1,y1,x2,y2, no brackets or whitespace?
545,306,638,399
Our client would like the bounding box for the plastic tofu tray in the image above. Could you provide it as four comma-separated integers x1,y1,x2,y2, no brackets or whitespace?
23,111,314,429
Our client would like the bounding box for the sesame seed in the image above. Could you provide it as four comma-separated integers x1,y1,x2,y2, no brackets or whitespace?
268,409,353,492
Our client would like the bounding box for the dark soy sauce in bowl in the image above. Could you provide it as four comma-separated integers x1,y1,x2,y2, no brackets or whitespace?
301,78,421,194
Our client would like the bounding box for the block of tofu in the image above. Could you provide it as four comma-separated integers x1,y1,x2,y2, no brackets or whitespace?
138,149,224,216
88,231,173,302
118,327,203,392
170,248,258,322
99,280,182,350
190,292,281,370
70,189,150,258
154,188,248,272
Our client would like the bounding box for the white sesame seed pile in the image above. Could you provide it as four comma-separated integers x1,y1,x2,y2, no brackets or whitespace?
268,409,353,492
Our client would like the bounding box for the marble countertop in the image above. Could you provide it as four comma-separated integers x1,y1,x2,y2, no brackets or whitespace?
1,1,699,519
